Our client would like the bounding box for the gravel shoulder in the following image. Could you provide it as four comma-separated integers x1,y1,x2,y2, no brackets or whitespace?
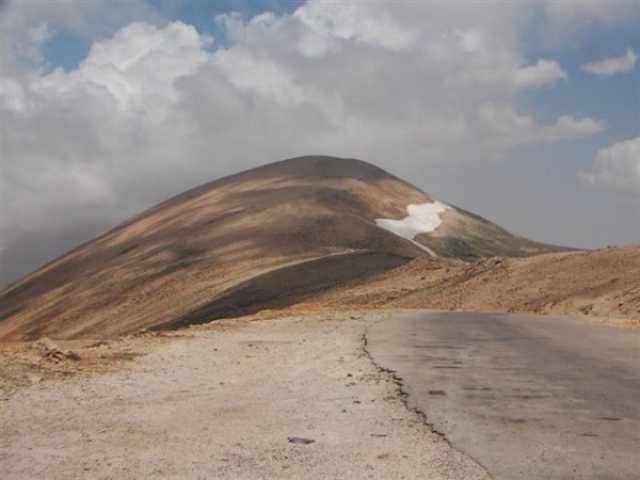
0,313,488,479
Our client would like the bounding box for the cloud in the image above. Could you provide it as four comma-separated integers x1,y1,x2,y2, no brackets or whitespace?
0,20,214,282
581,48,637,76
293,1,419,52
0,0,160,75
474,105,604,152
581,136,640,193
35,22,211,110
0,0,614,285
544,115,605,141
513,59,567,88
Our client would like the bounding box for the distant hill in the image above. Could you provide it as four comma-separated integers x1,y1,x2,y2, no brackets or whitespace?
310,245,640,327
0,155,567,340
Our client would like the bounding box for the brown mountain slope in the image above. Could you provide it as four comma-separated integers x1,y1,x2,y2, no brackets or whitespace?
310,246,640,326
0,155,565,340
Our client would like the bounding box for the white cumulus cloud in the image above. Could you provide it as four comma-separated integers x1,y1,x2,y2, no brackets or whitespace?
34,22,211,110
581,136,640,193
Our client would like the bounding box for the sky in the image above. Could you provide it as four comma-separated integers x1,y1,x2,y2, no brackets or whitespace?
0,0,639,287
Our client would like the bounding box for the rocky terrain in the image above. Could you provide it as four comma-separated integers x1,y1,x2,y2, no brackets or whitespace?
311,245,640,326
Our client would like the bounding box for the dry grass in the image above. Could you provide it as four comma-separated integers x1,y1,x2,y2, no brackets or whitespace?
311,246,640,327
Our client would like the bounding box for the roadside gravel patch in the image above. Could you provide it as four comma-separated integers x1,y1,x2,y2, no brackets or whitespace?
0,314,489,479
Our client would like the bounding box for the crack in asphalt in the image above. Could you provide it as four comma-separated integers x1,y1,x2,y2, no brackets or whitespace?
361,319,495,480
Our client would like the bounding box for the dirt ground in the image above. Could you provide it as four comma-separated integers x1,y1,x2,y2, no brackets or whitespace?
0,313,489,480
0,331,180,401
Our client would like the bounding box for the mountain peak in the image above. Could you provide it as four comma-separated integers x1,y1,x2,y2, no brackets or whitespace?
261,155,396,179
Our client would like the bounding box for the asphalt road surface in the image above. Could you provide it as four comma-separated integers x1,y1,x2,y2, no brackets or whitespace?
366,311,640,480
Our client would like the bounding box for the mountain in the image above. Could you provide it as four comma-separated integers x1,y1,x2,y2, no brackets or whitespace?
0,155,566,340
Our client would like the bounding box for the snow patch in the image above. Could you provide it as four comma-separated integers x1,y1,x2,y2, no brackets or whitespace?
375,201,450,242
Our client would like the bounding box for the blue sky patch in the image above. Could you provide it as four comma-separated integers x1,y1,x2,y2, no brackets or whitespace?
42,29,90,72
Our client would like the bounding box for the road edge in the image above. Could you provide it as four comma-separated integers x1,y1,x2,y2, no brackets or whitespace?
361,317,495,480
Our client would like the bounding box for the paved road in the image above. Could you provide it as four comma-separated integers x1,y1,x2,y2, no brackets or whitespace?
366,311,640,480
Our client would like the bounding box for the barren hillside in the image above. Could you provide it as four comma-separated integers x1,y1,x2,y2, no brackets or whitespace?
311,246,640,326
0,156,564,340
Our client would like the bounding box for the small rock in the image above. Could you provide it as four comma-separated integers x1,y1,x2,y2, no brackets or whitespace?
287,436,315,445
35,337,81,361
34,337,66,361
428,390,446,396
65,351,81,361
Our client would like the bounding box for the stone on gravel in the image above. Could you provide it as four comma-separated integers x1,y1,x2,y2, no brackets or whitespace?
287,437,315,445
